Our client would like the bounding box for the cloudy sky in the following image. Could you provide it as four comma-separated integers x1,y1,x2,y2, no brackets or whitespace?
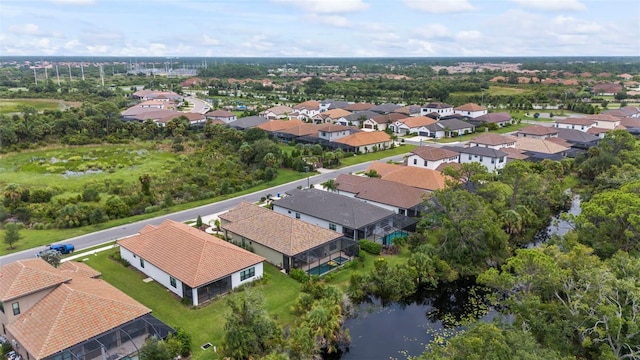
1,0,638,57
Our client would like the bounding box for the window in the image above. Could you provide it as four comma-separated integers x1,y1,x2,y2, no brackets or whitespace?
12,302,20,316
329,223,337,231
140,258,145,268
0,301,4,314
491,158,495,164
295,213,300,219
499,157,505,163
424,160,428,167
170,276,177,288
322,132,327,136
468,155,472,160
240,267,255,281
413,159,417,165
479,156,483,161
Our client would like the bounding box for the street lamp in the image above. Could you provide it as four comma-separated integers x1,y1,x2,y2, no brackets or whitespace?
304,166,310,189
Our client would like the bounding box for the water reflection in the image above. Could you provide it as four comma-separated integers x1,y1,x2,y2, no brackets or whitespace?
530,195,582,248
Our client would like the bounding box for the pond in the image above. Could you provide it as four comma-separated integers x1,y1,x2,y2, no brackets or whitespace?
529,194,582,248
337,280,497,359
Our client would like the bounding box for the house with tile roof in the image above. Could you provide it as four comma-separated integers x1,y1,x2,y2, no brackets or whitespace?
365,162,448,192
257,119,306,133
468,133,517,149
273,123,320,142
469,112,513,127
517,125,559,139
319,99,350,112
336,110,380,127
583,114,622,130
603,106,640,119
454,103,488,118
260,105,293,120
155,112,207,127
391,116,437,135
292,100,321,118
363,112,406,131
317,123,351,141
554,117,597,132
421,119,475,138
514,138,569,161
370,103,401,114
335,174,430,217
407,146,460,170
311,108,352,124
118,220,264,306
227,115,269,130
0,259,173,360
443,146,508,171
205,109,237,123
219,201,356,273
394,105,422,117
273,188,413,246
331,131,392,153
343,103,376,113
556,128,600,150
420,102,454,118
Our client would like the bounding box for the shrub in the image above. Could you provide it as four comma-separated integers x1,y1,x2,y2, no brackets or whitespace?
289,268,309,283
359,239,382,255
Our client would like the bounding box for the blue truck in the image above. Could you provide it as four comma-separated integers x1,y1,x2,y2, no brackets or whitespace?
49,244,75,254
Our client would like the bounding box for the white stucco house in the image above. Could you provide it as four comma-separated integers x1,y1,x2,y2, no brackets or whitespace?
454,103,488,118
468,133,517,149
118,220,265,306
420,102,454,118
444,145,508,172
317,123,351,141
407,146,460,170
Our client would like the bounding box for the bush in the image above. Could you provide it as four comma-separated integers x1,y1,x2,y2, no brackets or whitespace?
359,239,382,255
289,268,309,283
144,205,160,214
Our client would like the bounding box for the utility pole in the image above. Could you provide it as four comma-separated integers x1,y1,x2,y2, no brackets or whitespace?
55,65,61,86
33,67,38,85
68,64,72,82
80,63,85,81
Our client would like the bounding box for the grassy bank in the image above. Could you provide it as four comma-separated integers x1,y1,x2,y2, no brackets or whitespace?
0,98,81,114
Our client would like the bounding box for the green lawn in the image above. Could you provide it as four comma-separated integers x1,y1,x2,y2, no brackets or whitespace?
431,123,530,144
338,144,417,167
84,251,301,360
0,98,81,114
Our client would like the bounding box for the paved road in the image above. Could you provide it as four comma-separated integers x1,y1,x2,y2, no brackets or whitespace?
186,96,210,114
0,155,406,265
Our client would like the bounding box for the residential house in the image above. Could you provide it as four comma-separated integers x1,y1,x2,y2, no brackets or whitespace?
319,99,350,112
274,123,320,142
394,104,422,117
205,109,237,123
132,90,183,103
317,123,351,141
343,103,376,113
292,100,321,118
364,112,406,131
336,110,380,127
407,146,460,170
227,115,269,130
257,119,306,134
370,103,401,114
468,133,517,149
0,259,173,360
555,128,600,154
155,112,207,127
421,119,475,138
517,125,559,139
469,112,513,127
220,201,357,273
420,102,454,118
273,188,411,245
311,108,352,124
121,108,182,122
260,105,293,120
444,146,508,171
583,114,622,130
514,137,570,161
366,161,448,192
335,174,429,217
118,220,265,306
454,103,488,118
554,117,597,132
603,106,640,119
391,116,437,135
591,83,623,96
331,131,392,153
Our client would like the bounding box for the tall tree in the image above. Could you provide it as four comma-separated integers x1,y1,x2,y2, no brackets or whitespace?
3,223,21,250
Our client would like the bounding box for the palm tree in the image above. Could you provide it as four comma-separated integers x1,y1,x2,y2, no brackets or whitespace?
322,179,339,193
364,169,381,178
501,209,523,236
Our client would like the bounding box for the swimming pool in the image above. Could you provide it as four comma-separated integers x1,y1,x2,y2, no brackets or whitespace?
384,231,409,245
307,256,350,275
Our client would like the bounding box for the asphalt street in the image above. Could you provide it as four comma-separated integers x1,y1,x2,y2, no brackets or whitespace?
0,154,406,265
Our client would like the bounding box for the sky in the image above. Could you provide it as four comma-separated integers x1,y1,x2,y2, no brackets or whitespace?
1,0,639,57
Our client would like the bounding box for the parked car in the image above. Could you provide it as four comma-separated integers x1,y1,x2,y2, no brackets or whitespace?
49,244,75,254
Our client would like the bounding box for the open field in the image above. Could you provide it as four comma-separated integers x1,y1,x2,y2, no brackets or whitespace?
84,251,301,360
487,86,526,95
0,98,81,114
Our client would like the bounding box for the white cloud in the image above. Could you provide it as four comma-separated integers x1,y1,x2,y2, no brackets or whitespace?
49,0,96,4
455,30,482,41
273,0,368,14
242,35,275,52
553,16,603,33
308,14,350,27
64,39,80,50
8,23,42,35
414,24,450,39
201,35,221,46
404,0,476,13
511,0,585,11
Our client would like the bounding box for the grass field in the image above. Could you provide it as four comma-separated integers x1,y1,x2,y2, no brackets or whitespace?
430,123,530,144
84,251,301,360
0,98,81,114
339,144,417,166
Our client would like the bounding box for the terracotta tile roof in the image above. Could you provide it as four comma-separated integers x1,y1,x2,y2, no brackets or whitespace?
366,162,448,191
546,137,572,147
620,117,640,128
554,117,597,126
321,108,352,119
156,112,206,124
221,202,342,256
0,259,71,301
333,131,391,147
454,103,487,112
501,147,530,160
278,123,319,137
518,125,559,136
343,103,375,111
58,261,101,278
394,105,421,115
371,112,406,124
424,102,453,109
261,105,293,115
411,146,460,161
8,276,150,359
293,100,320,110
435,162,462,172
515,138,569,154
584,114,621,123
470,133,517,146
587,127,610,135
335,174,429,208
118,220,265,288
473,112,512,123
317,123,350,132
398,116,437,128
257,119,305,132
206,109,235,117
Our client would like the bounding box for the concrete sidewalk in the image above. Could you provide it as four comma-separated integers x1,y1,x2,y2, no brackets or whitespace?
62,244,119,262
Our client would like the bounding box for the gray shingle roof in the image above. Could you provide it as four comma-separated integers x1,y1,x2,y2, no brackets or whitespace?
444,145,507,158
424,119,475,131
370,103,402,114
228,116,269,129
273,188,395,229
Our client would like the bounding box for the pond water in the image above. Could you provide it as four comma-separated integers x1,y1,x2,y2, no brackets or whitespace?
529,194,582,248
338,281,497,359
